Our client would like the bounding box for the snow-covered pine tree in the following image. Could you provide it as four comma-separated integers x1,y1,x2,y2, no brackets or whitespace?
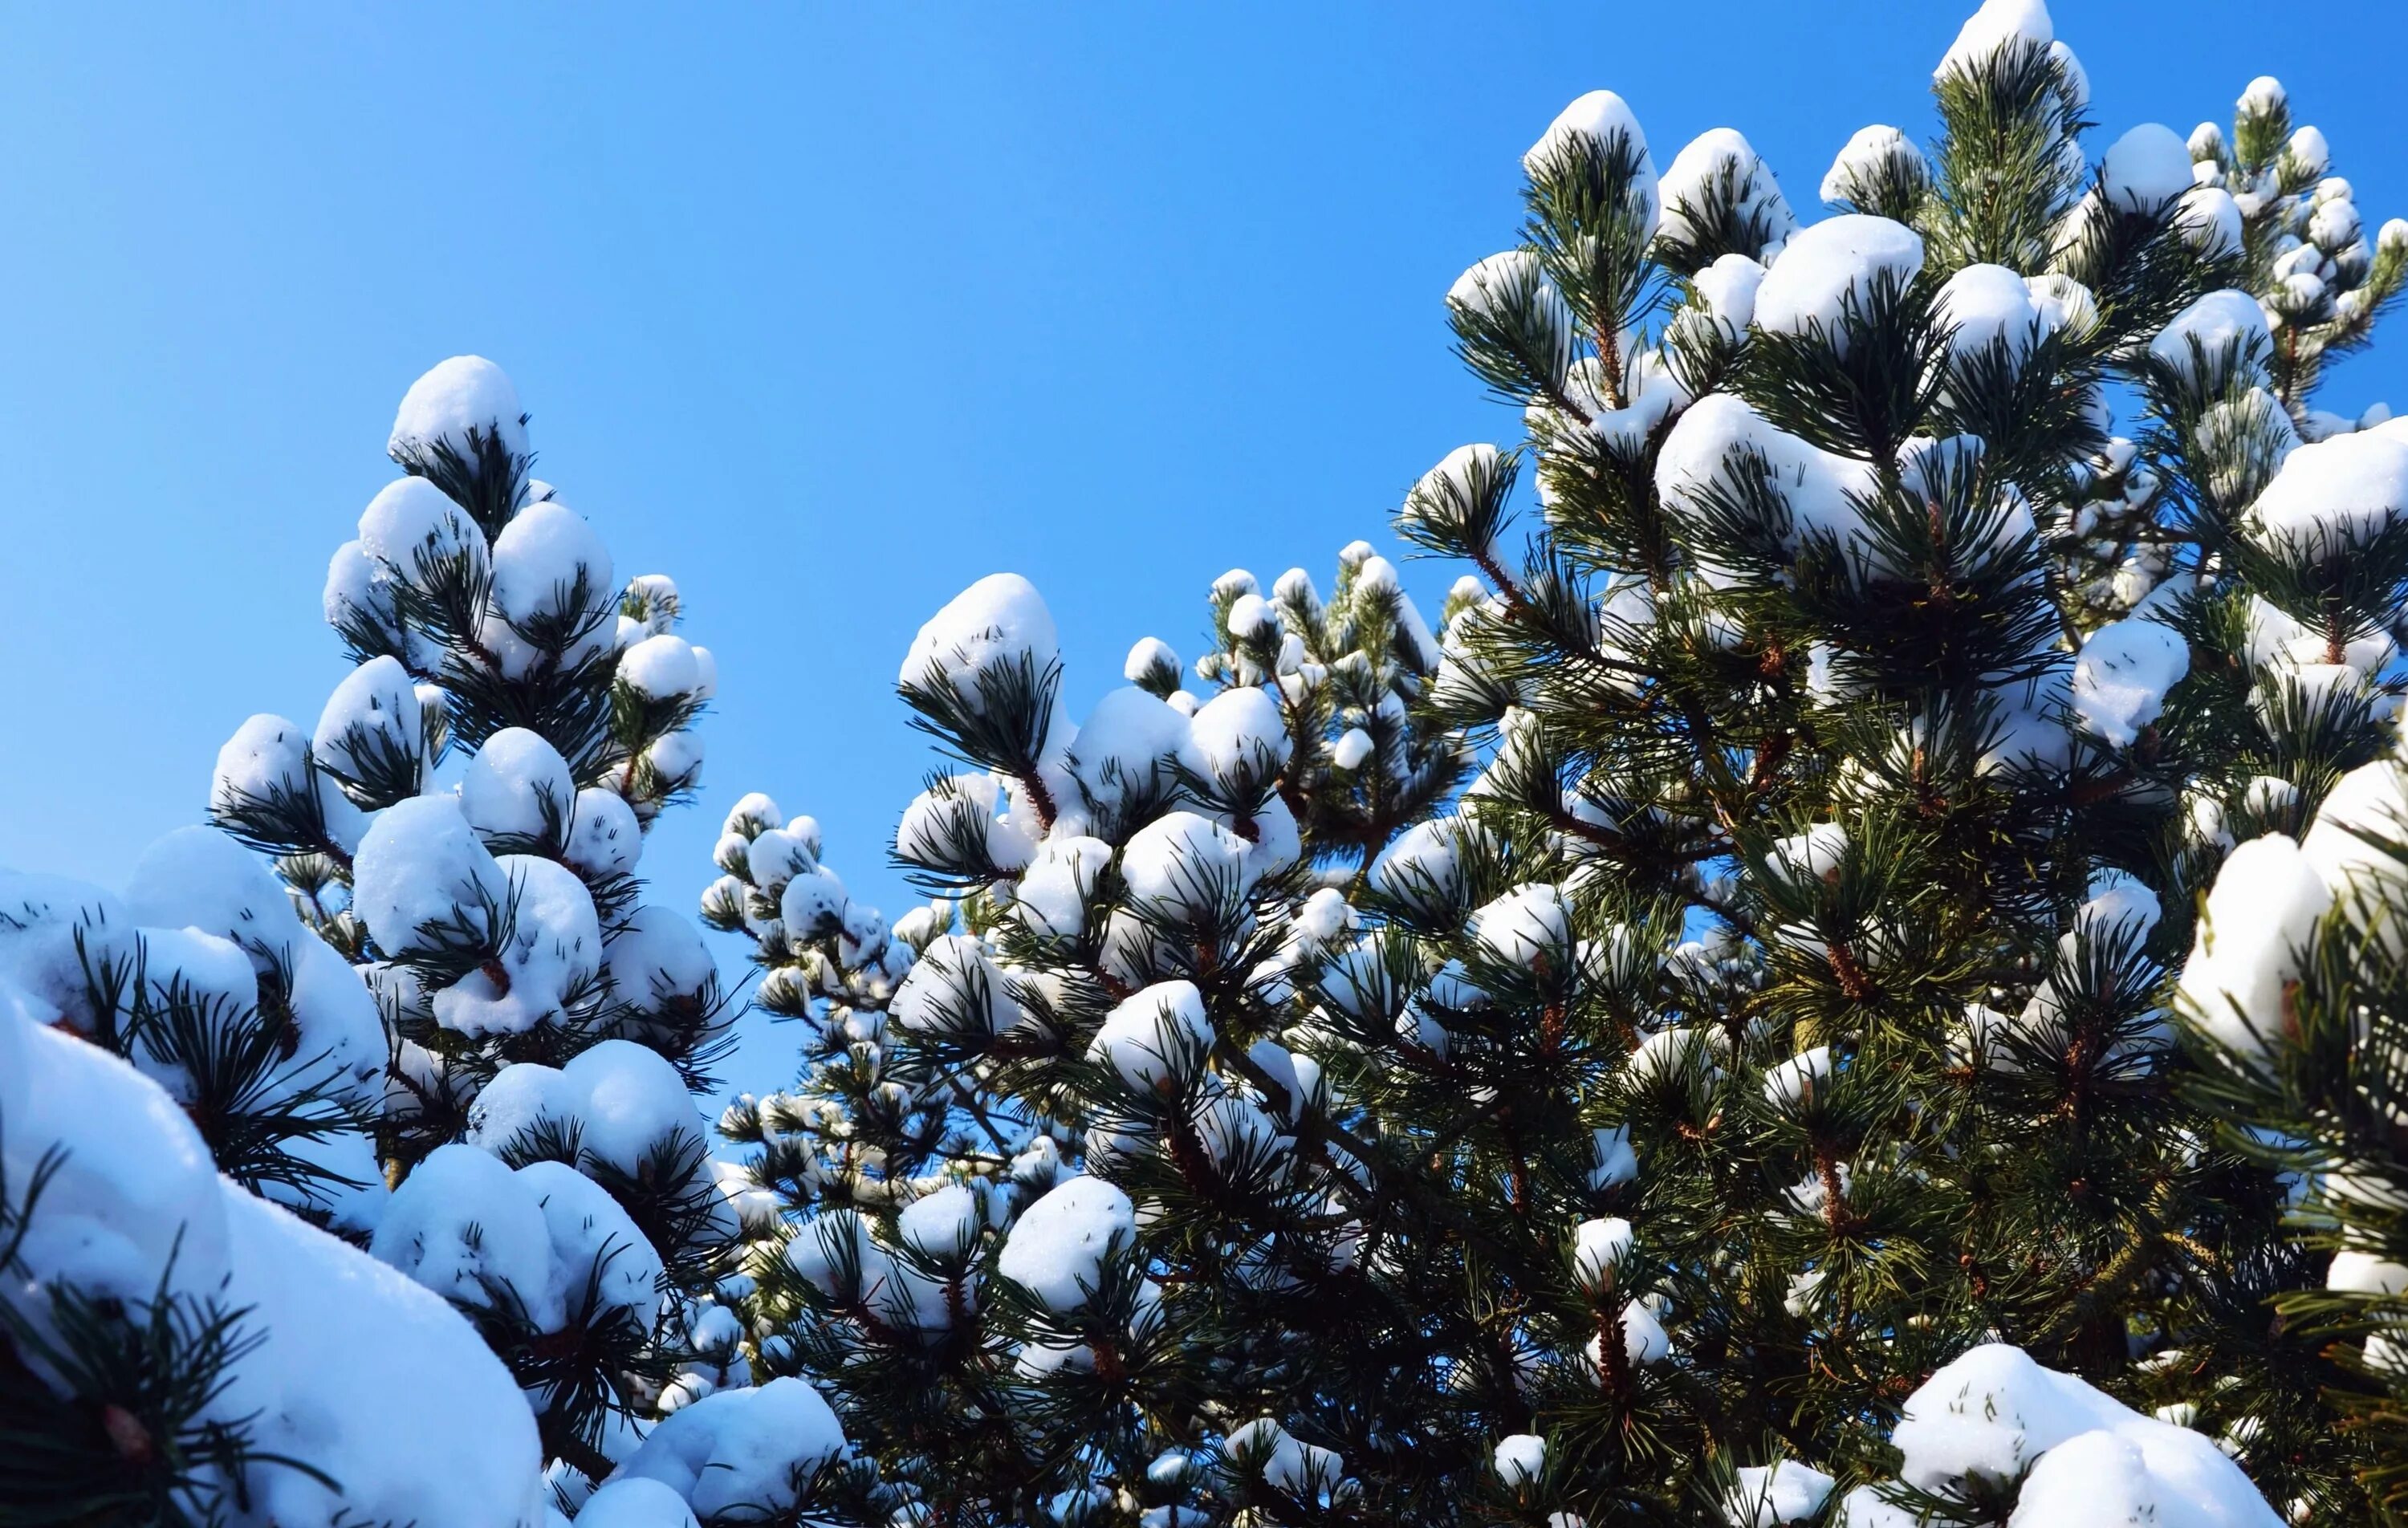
691,2,2404,1524
701,546,1465,1521
1364,0,2406,1520
3,358,852,1524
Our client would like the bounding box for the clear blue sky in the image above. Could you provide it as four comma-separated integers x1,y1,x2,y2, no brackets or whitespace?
4,3,2403,1094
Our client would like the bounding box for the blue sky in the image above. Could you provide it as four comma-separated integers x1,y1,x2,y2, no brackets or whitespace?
4,2,2403,1095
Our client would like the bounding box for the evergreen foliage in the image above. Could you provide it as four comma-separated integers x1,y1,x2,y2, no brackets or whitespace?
695,3,2408,1524
8,2,2408,1524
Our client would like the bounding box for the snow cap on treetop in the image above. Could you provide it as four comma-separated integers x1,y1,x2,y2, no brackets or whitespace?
1522,90,1658,232
1935,0,2052,83
389,355,527,469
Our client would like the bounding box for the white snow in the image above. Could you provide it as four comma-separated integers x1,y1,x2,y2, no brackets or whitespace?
2026,274,2098,341
1591,1124,1639,1189
1088,979,1214,1091
1725,1461,1837,1528
467,1038,705,1176
2102,124,2195,213
2287,126,2330,178
899,1182,982,1258
2175,186,2245,258
1771,823,1850,887
568,786,644,880
891,770,1040,880
1225,1417,1345,1498
519,1158,665,1321
889,933,1019,1038
1226,590,1275,640
998,1175,1135,1311
1055,686,1201,826
2239,75,2286,116
1191,685,1291,796
285,933,392,1107
1468,883,1572,966
212,713,348,842
2072,617,2189,746
2150,291,2272,385
1572,1216,1634,1292
620,633,706,701
1835,1486,1917,1527
1332,727,1376,771
2175,835,2332,1064
1934,263,2059,362
1404,443,1507,555
1120,810,1257,920
2247,431,2408,555
1015,834,1113,939
490,499,613,633
2300,760,2408,933
1763,1045,1834,1113
1936,0,2052,80
313,655,424,793
372,1142,557,1323
1887,1343,2280,1526
1523,91,1658,233
358,475,486,582
323,535,397,632
607,1376,847,1519
744,821,816,891
389,355,528,468
431,855,602,1035
576,1479,700,1528
352,793,508,961
1654,393,1881,570
1494,1432,1546,1485
125,823,300,975
1752,216,1924,349
1820,125,1922,206
1691,253,1768,333
604,905,716,1018
898,572,1061,724
1658,129,1796,261
1125,635,1182,684
460,727,576,844
779,863,849,942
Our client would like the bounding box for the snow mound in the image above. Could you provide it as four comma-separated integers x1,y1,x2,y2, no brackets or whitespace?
1885,1343,2279,1526
1753,215,1923,350
999,1175,1135,1311
389,354,528,468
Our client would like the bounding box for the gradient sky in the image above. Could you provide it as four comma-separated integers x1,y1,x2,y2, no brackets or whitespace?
4,2,2403,1095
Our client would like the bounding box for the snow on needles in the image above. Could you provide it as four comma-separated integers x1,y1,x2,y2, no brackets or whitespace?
389,353,527,469
1876,1343,2280,1527
1751,215,1924,352
999,1175,1136,1311
0,990,545,1527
